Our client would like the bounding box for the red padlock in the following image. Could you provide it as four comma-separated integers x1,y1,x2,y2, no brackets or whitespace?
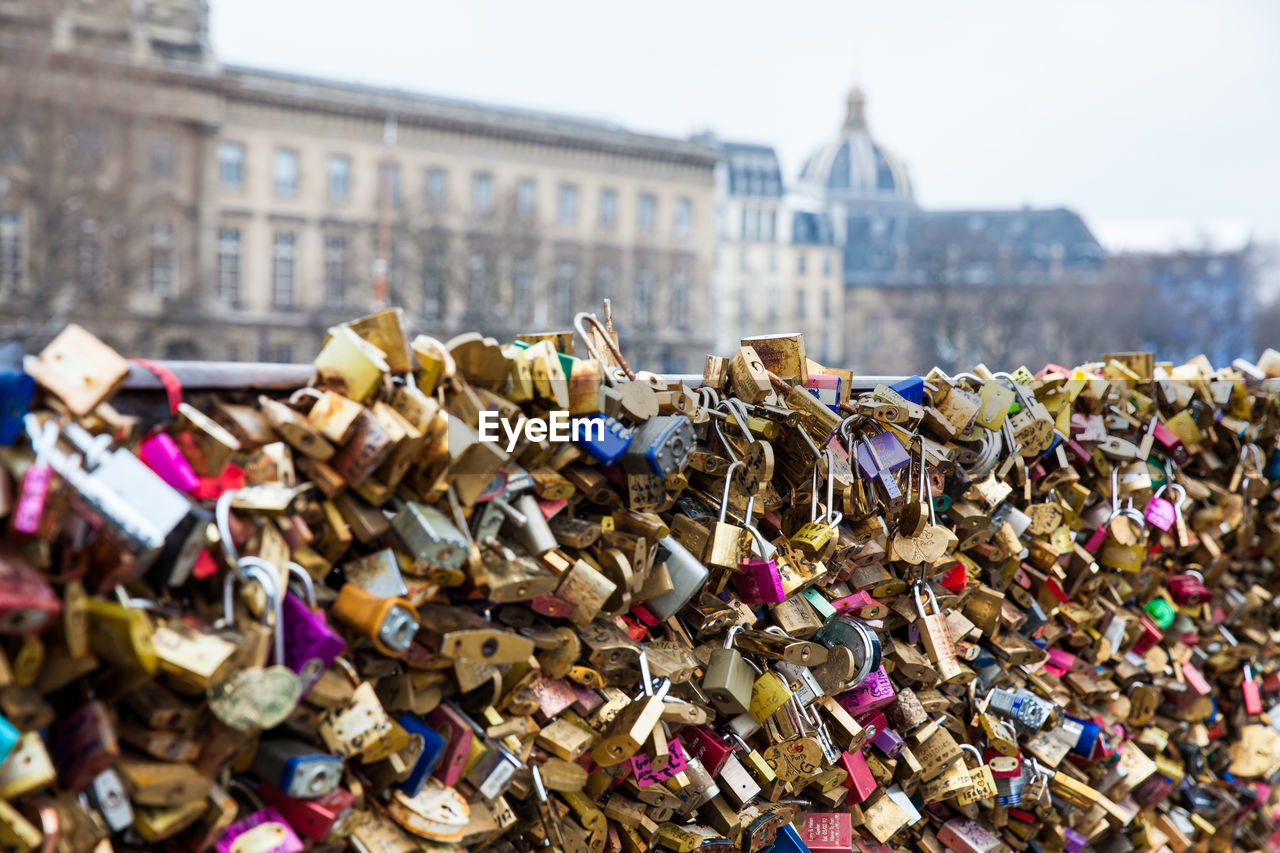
1168,570,1210,607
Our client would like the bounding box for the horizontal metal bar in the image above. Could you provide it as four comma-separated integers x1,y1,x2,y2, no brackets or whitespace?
123,362,912,395
124,361,317,392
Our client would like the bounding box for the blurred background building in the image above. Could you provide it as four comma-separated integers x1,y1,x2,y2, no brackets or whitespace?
0,0,1266,373
0,0,717,371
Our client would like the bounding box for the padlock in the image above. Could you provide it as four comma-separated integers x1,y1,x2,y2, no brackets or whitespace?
258,781,356,842
216,807,306,853
249,739,344,800
706,461,748,571
206,562,302,732
279,562,346,687
9,416,56,537
330,583,419,657
620,414,694,478
704,627,755,715
914,582,963,683
1168,570,1210,606
0,543,61,635
646,536,709,621
735,500,785,605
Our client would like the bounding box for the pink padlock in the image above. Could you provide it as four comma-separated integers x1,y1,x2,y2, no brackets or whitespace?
216,808,304,853
11,417,58,536
1044,647,1076,677
836,665,895,715
139,431,200,493
1144,483,1183,532
734,500,785,604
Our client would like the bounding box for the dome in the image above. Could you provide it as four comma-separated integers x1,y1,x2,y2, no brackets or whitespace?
798,87,914,207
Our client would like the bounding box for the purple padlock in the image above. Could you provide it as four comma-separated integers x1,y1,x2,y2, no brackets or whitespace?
280,563,345,687
216,808,304,853
854,430,911,480
138,431,200,493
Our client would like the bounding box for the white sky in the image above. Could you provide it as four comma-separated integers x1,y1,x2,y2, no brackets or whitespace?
209,0,1280,253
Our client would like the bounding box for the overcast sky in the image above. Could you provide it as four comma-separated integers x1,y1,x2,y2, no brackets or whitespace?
210,0,1280,252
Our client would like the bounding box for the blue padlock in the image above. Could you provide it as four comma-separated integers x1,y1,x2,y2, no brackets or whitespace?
0,369,34,446
1063,713,1101,758
890,374,925,405
573,414,633,466
397,714,447,797
764,824,810,853
0,713,18,767
620,414,694,478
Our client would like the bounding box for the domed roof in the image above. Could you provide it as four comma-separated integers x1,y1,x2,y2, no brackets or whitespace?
798,88,914,206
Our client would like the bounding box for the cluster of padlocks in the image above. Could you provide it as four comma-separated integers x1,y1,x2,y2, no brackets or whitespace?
1,310,1280,853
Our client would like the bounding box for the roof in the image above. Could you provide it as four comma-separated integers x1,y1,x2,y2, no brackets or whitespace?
710,140,784,198
843,207,1106,285
221,65,720,169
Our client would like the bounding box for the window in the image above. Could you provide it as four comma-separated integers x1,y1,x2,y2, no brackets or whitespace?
515,179,536,221
557,183,578,224
797,253,807,275
217,227,240,306
795,289,806,319
270,344,293,364
554,261,575,324
468,253,490,310
599,189,617,226
274,148,299,196
378,162,400,206
272,232,296,307
765,210,777,242
76,237,101,291
635,267,653,326
768,252,777,273
638,193,655,233
737,288,749,326
672,268,689,329
739,207,748,241
0,212,21,293
423,251,446,321
218,142,244,189
150,223,175,296
822,254,832,276
752,209,762,242
327,155,351,201
472,173,493,216
821,290,831,316
674,197,691,238
512,258,534,318
152,136,173,177
426,168,447,212
325,236,348,307
738,250,748,272
766,290,778,324
595,266,615,308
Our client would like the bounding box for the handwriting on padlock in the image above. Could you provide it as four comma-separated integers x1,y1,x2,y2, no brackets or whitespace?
628,738,687,787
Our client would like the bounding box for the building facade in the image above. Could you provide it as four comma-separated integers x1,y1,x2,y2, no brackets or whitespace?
707,141,844,364
0,0,718,371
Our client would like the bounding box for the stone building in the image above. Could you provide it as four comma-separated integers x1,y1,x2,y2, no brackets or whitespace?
705,140,844,364
0,0,718,371
794,88,1107,373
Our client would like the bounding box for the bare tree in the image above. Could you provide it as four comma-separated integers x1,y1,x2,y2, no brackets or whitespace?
0,37,183,354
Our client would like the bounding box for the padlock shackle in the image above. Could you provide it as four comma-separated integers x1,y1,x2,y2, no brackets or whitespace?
286,562,318,608
913,580,939,618
718,461,743,523
573,311,635,383
233,557,285,666
215,491,241,570
724,624,745,650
